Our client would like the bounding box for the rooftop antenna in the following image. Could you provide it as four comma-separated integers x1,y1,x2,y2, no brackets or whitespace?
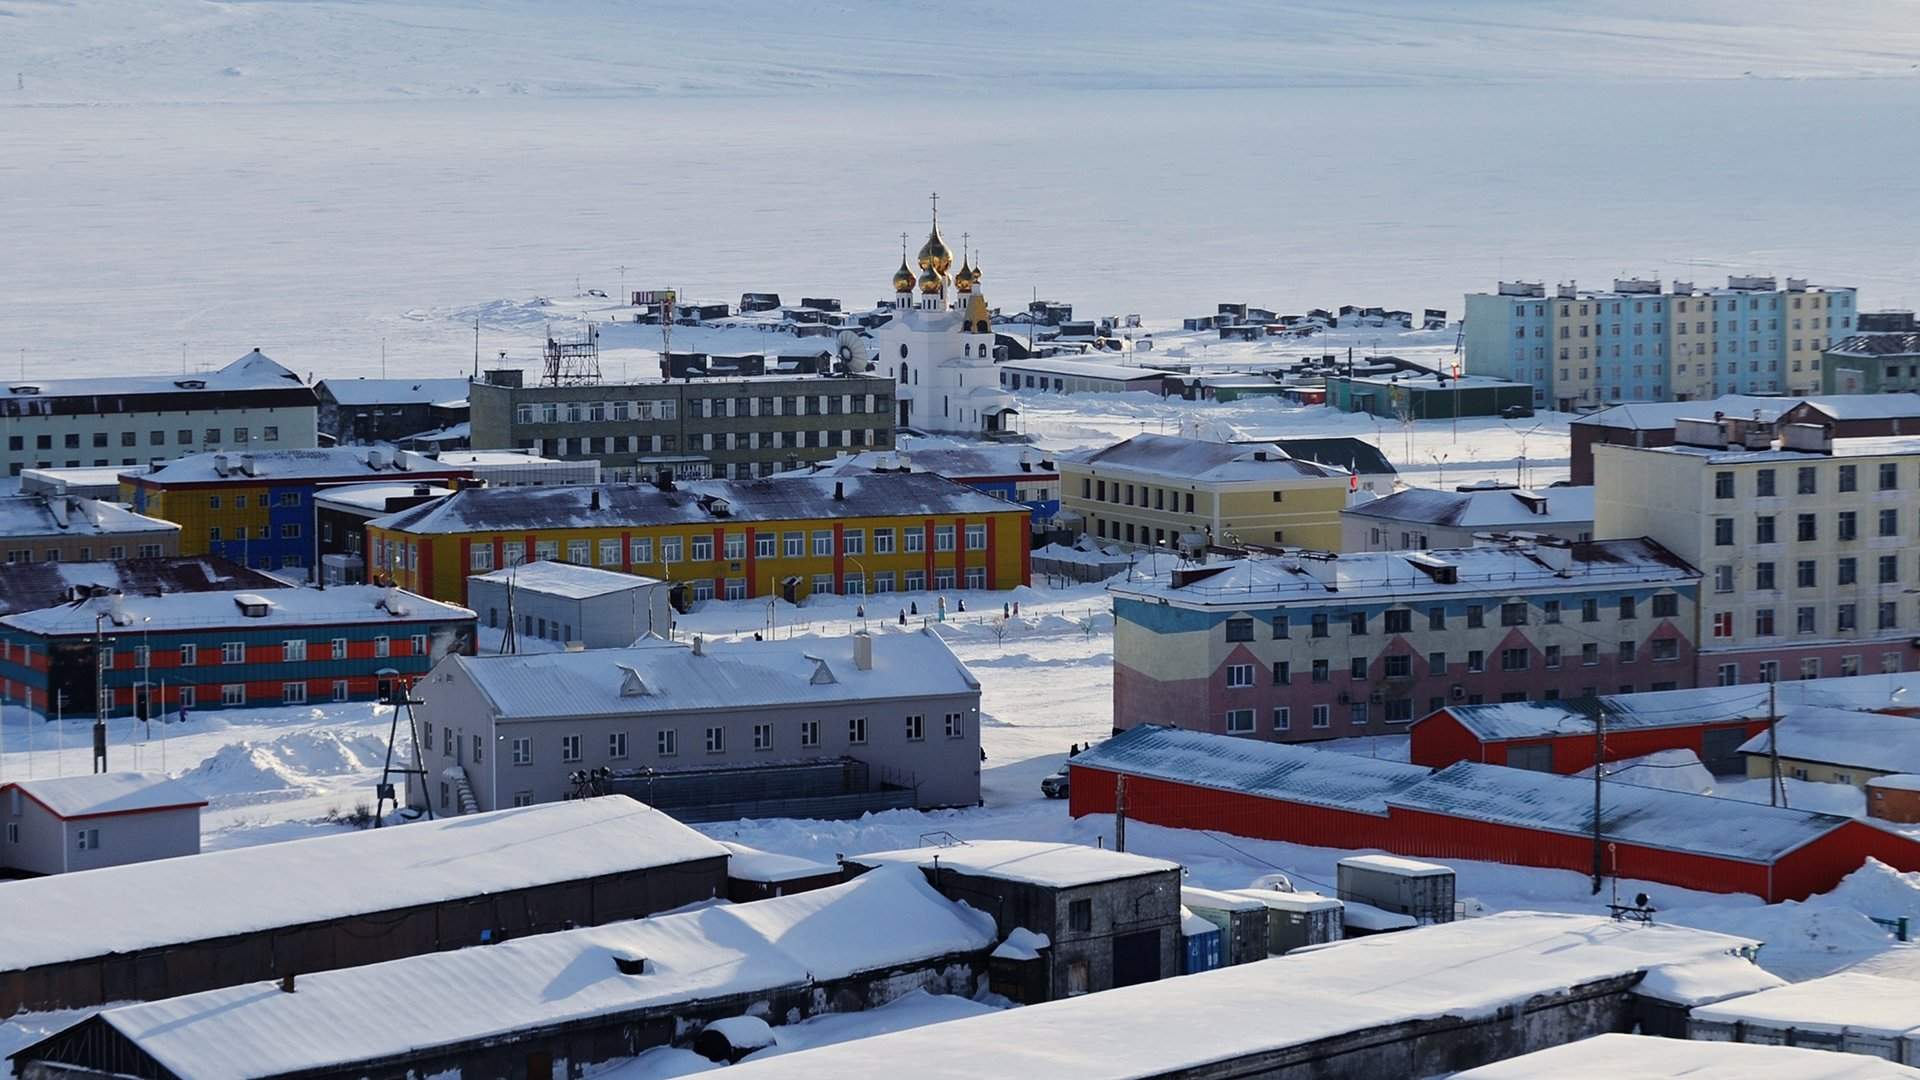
373,678,432,825
473,317,480,380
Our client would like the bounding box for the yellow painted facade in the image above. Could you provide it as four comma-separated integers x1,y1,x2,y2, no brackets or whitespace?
1057,465,1349,552
123,479,284,557
368,508,1032,607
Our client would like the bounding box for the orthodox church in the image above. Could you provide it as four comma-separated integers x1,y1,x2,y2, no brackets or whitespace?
873,201,1018,438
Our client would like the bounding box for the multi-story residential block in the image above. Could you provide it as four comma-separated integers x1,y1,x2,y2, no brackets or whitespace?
0,350,318,478
1341,483,1593,552
121,447,471,575
1566,393,1920,484
364,473,1032,606
412,628,982,814
1058,434,1352,554
315,377,470,446
467,372,895,483
1465,277,1857,409
784,446,1060,521
1597,419,1920,686
1109,538,1700,742
0,493,179,563
0,585,473,717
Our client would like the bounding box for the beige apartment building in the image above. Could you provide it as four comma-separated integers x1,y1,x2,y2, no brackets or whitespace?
1597,417,1920,687
1057,434,1351,553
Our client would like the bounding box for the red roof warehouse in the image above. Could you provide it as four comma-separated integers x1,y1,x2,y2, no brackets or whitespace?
1070,726,1920,903
1410,674,1920,776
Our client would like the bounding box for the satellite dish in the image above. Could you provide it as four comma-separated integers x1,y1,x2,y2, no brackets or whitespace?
835,330,871,373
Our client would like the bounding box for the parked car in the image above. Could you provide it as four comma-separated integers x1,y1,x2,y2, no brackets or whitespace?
1500,404,1534,419
1041,769,1070,799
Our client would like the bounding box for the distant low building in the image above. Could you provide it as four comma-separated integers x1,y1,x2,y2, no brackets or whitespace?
0,350,318,479
997,357,1174,396
316,377,471,446
1737,704,1920,789
467,560,672,648
1,773,204,877
0,585,473,717
0,492,180,563
425,449,600,487
1341,483,1593,551
784,446,1061,521
1324,371,1533,419
413,628,982,817
314,481,457,583
1823,331,1920,395
1058,433,1352,553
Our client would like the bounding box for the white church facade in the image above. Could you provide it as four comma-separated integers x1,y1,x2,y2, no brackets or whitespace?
873,203,1018,437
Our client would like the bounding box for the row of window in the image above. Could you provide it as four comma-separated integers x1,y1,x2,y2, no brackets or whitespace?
1223,594,1679,641
56,634,426,670
1710,600,1909,638
1512,293,1850,320
1227,680,1691,735
208,524,301,542
512,394,894,426
1234,639,1682,686
1712,508,1917,546
490,712,969,765
4,544,164,564
1717,652,1903,686
1711,555,1909,592
1079,477,1201,513
5,426,280,453
206,492,302,510
1715,461,1915,499
464,525,991,572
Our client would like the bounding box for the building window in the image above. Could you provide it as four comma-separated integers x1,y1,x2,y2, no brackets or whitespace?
752,722,773,751
1311,705,1330,729
609,732,628,759
1466,604,1484,628
657,729,678,756
934,526,956,551
945,712,964,738
1225,708,1254,734
1501,648,1529,671
1225,664,1254,688
848,716,867,745
1311,613,1329,638
1652,593,1678,618
1383,609,1410,634
1272,707,1290,731
221,641,244,664
1068,899,1092,933
511,737,532,764
1500,602,1528,627
1271,613,1290,638
283,639,307,662
1272,661,1291,685
799,720,819,748
282,681,307,704
221,683,245,705
1349,612,1367,635
76,828,100,851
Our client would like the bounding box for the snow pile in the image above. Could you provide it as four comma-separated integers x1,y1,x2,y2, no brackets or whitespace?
177,728,388,798
1581,749,1715,795
1635,953,1785,1007
1665,862,1920,981
991,927,1051,962
1825,858,1920,926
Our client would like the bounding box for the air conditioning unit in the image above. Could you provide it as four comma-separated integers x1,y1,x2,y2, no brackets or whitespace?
1450,684,1465,701
1368,690,1385,705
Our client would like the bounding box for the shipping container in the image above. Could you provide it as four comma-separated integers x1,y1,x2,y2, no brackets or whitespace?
1337,855,1457,924
1230,889,1345,955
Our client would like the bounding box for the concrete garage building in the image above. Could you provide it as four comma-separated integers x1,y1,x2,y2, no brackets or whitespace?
12,867,994,1080
1,774,204,877
846,840,1183,1002
412,628,982,817
716,913,1766,1080
0,797,728,1018
468,560,673,648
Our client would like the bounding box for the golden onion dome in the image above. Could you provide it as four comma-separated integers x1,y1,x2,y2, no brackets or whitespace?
917,264,944,295
892,259,915,293
917,226,953,274
966,291,991,329
952,258,976,292
966,255,982,288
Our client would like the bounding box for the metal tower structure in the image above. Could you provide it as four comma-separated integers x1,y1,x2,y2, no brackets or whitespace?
373,679,433,825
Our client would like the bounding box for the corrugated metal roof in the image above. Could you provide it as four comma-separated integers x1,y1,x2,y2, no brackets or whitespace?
1342,486,1593,528
1073,433,1342,482
1737,704,1920,775
1571,395,1791,431
0,495,176,539
1825,334,1920,360
1071,725,1430,814
1,585,471,635
130,447,463,486
851,840,1176,887
790,446,1058,479
318,377,473,406
373,473,1017,535
456,627,977,720
1439,672,1920,741
0,797,727,974
0,351,309,402
0,557,288,617
469,560,661,599
4,773,206,818
1390,761,1848,863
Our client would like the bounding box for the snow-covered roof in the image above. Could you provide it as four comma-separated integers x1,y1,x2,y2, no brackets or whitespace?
1070,433,1342,483
317,376,472,406
1230,889,1343,913
1455,1033,1920,1079
0,797,726,974
469,559,662,599
1109,538,1693,608
311,481,456,513
720,841,839,884
1180,885,1268,912
127,446,464,486
788,446,1059,480
1338,854,1451,878
0,494,177,539
1870,774,1920,793
1691,972,1920,1039
0,350,310,402
1738,705,1920,775
430,449,570,467
1571,395,1792,431
0,585,471,636
850,839,1176,888
1071,725,1430,814
3,773,205,819
40,867,991,1080
1632,952,1786,1007
452,628,977,721
718,913,1761,1080
1436,672,1920,742
372,473,1015,535
998,357,1176,381
1797,393,1920,420
0,556,287,617
1635,433,1920,464
1390,761,1850,864
1342,485,1594,528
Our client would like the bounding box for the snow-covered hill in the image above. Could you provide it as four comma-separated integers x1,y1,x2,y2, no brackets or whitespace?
4,0,1919,106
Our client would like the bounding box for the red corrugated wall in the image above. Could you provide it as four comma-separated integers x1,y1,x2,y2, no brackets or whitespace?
1408,712,1489,768
1771,819,1920,902
1413,713,1773,775
1068,765,1399,852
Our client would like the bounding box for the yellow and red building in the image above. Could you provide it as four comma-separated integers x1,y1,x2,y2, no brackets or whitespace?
366,473,1031,606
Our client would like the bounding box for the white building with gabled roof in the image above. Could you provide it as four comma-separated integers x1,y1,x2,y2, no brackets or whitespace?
1,773,205,877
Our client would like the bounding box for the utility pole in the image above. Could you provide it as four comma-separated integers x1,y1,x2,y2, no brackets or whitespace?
1590,709,1606,895
1768,676,1785,807
92,614,108,774
1114,774,1128,853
